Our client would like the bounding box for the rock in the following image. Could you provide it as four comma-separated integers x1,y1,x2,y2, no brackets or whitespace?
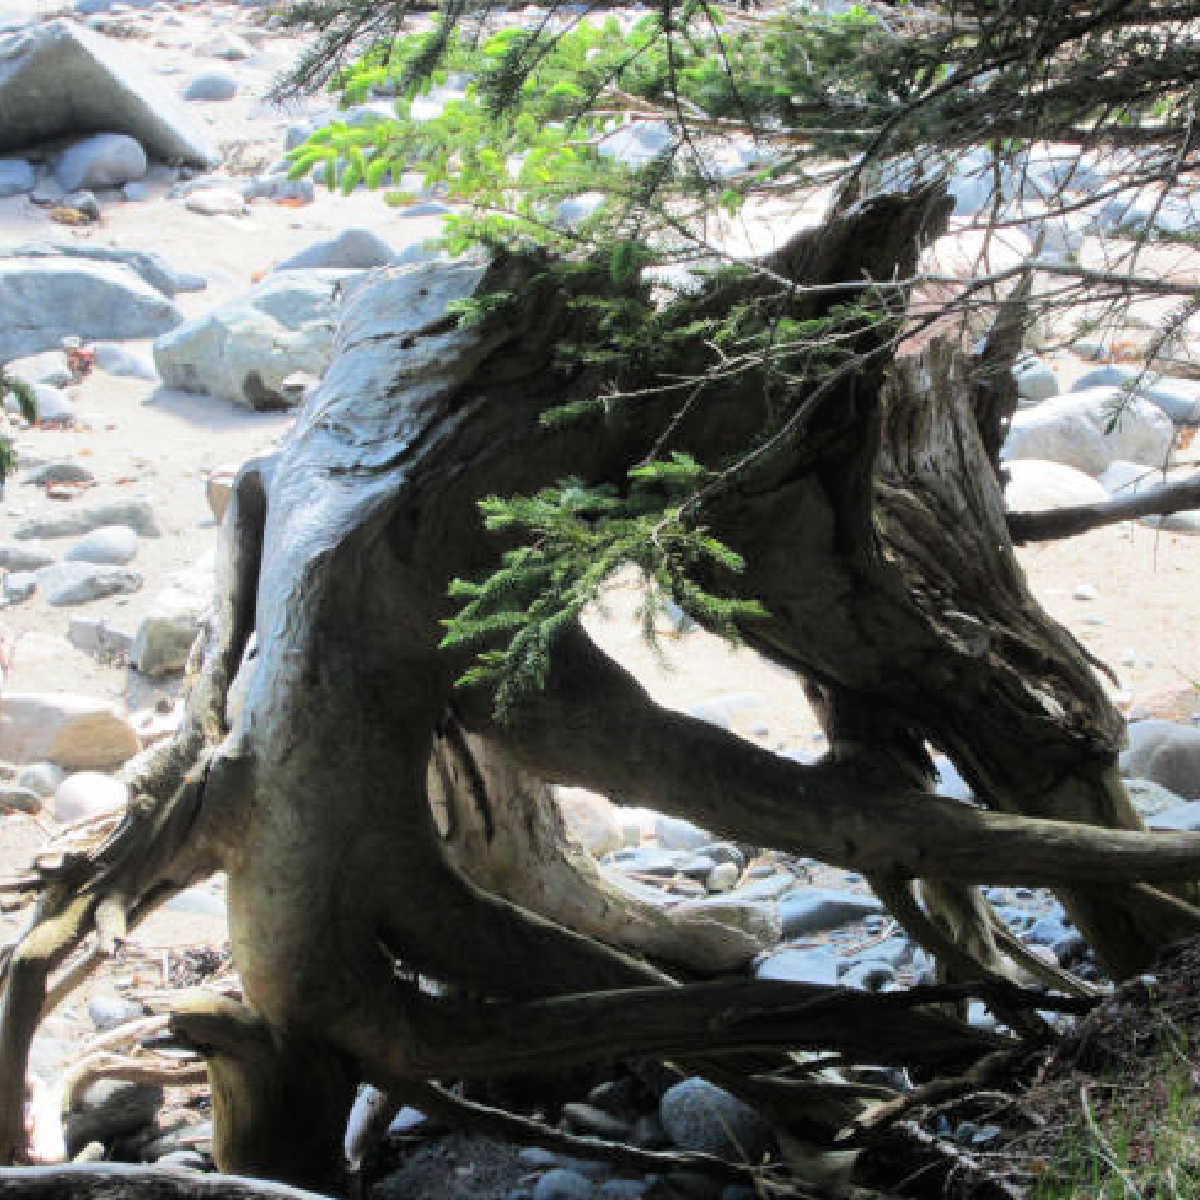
17,762,63,797
15,498,161,539
65,525,139,565
87,994,145,1031
92,342,158,379
777,888,884,938
1150,801,1200,832
1072,583,1098,601
154,269,353,408
274,228,397,270
0,242,202,298
754,947,838,985
598,120,673,169
62,189,101,221
183,71,238,102
199,31,252,59
532,1169,594,1200
185,188,248,216
1012,358,1059,404
27,383,75,425
130,557,213,676
54,770,129,821
1126,777,1186,818
0,543,54,570
1002,389,1174,476
653,814,713,851
242,174,313,203
26,460,95,486
65,1079,162,1156
4,350,71,388
36,562,142,605
67,616,134,662
0,695,139,770
1003,459,1110,512
0,21,217,167
1071,364,1200,425
3,572,36,603
1122,721,1200,799
0,157,34,196
0,257,182,361
556,787,623,857
0,784,42,813
664,896,782,966
122,180,147,202
30,174,64,205
659,1078,773,1161
706,862,739,892
55,133,146,192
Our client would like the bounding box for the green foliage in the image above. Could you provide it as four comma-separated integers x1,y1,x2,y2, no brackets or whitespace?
0,368,37,487
441,454,765,719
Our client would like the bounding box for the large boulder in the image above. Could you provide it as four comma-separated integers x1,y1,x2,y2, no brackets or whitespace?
0,20,217,167
0,257,182,360
0,693,139,770
1002,388,1174,476
153,270,354,409
0,242,203,297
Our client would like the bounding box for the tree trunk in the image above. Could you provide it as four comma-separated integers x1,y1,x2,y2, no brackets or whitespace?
4,187,1200,1188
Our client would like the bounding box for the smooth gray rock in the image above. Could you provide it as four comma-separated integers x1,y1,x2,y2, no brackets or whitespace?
659,1078,773,1161
37,561,142,605
0,20,217,167
130,556,212,676
753,947,838,985
1072,364,1200,425
25,460,95,486
67,616,134,661
88,994,145,1031
92,341,157,379
532,1169,594,1200
65,1079,163,1156
121,180,147,201
15,498,161,539
0,241,201,297
28,383,75,424
3,572,36,603
1126,777,1187,818
65,525,139,565
154,269,359,408
1002,388,1174,476
1012,358,1059,404
4,350,70,388
243,174,313,203
1150,801,1200,832
0,257,182,360
0,157,34,196
777,888,884,938
55,132,146,191
1122,721,1200,799
0,543,54,570
275,228,397,271
183,71,237,102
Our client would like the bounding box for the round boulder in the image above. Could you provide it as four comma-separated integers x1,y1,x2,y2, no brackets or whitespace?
55,133,147,192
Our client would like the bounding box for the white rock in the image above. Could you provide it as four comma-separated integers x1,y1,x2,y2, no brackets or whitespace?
1072,583,1099,601
1004,460,1109,512
17,761,63,797
0,694,139,770
92,342,158,380
36,562,142,605
1002,389,1174,476
53,771,128,821
65,525,139,566
1012,357,1059,405
184,188,247,216
130,556,213,676
653,813,713,851
555,786,622,857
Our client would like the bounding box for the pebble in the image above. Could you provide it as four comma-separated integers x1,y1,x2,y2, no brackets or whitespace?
65,525,139,566
185,188,248,215
26,460,96,486
1072,583,1098,601
183,71,238,101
